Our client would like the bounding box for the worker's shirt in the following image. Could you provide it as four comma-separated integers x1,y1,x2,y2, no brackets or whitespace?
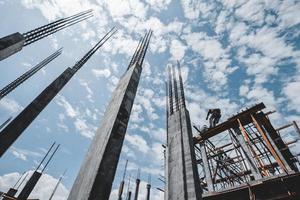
211,109,221,116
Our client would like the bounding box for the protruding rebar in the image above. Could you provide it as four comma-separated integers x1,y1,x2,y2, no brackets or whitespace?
177,60,186,108
127,38,143,70
125,174,132,200
36,142,56,171
16,172,29,190
49,169,67,200
118,160,128,200
42,144,60,172
146,174,151,200
23,10,93,46
0,117,12,130
0,48,62,100
0,28,115,157
167,66,174,115
12,171,26,189
72,27,117,72
139,30,152,67
133,168,141,200
171,64,179,111
127,30,152,69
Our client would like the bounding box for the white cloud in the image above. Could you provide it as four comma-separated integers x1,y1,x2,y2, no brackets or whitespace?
131,104,144,123
180,0,200,20
145,0,171,11
92,68,111,78
55,95,97,138
151,128,166,143
9,147,43,162
277,0,300,29
74,118,95,139
21,0,97,21
283,81,300,112
0,97,23,113
134,87,161,122
11,149,27,161
186,88,239,126
235,0,265,25
79,79,94,102
0,171,69,200
170,39,187,61
184,32,236,90
0,172,20,192
181,0,215,20
239,53,278,84
244,85,278,110
125,134,149,154
55,95,78,118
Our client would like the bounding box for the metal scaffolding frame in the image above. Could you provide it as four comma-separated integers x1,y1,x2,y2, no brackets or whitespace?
194,103,300,199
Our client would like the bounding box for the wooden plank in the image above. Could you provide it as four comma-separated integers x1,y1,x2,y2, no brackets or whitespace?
195,103,266,142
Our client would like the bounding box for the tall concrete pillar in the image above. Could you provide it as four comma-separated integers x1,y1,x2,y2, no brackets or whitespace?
0,10,93,61
0,29,115,157
17,143,59,200
0,33,24,61
133,169,140,200
0,68,74,157
165,63,202,200
0,48,62,100
67,30,152,200
126,191,132,200
3,188,18,200
133,178,140,200
146,183,151,200
17,171,42,200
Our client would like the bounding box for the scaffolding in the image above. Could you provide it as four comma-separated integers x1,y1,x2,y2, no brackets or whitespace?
194,103,300,199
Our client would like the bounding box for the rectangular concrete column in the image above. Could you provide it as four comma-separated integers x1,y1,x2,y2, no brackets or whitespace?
17,171,42,200
166,108,202,200
0,68,74,157
67,30,151,200
0,32,25,61
67,64,144,200
3,188,18,200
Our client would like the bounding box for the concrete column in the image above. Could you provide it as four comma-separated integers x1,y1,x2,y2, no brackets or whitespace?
67,63,144,200
3,188,17,200
146,184,151,200
0,32,25,61
166,108,202,199
126,191,132,200
133,179,140,200
0,68,74,157
17,171,42,200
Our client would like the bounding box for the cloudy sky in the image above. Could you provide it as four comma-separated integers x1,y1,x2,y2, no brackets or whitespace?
0,0,300,199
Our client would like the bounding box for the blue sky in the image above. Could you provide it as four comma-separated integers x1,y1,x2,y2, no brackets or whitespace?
0,0,300,199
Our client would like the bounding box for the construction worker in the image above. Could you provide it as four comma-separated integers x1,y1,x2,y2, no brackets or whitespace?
206,108,221,128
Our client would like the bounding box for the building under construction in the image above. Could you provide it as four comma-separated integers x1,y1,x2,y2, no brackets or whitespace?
1,7,300,200
164,62,300,200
